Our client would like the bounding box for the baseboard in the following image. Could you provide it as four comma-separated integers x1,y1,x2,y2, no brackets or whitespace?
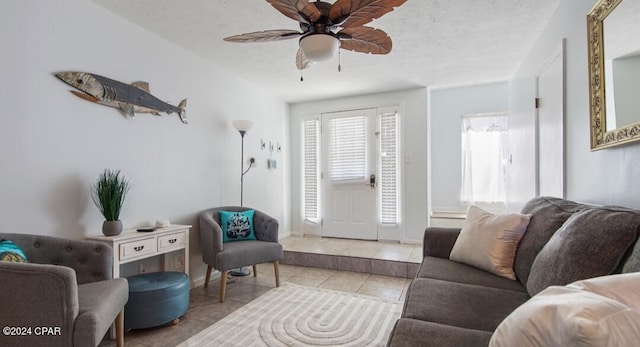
401,238,423,245
191,271,220,289
279,230,292,240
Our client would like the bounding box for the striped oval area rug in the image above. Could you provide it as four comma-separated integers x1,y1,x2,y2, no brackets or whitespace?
178,283,402,346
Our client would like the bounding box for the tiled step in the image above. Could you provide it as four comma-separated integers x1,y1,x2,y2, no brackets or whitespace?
282,250,420,279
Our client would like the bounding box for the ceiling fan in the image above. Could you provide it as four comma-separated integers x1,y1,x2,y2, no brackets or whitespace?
224,0,407,74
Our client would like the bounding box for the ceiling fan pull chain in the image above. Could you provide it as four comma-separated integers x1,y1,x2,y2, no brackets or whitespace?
338,49,342,72
300,69,304,82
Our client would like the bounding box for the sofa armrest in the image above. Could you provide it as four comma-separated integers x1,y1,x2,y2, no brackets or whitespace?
423,227,462,259
0,233,113,284
253,210,279,242
199,209,224,266
0,262,79,347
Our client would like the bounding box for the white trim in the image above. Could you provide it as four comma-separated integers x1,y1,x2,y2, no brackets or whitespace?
535,39,566,199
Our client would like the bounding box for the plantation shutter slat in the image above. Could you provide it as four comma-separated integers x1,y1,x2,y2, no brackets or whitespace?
303,119,319,222
329,116,366,181
380,112,398,225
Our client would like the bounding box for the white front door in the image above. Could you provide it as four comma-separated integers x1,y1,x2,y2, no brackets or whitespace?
321,109,378,240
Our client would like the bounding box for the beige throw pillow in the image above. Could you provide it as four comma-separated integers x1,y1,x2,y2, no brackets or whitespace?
489,273,640,347
449,205,531,280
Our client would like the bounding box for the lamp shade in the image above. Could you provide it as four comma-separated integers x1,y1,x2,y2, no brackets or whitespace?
299,34,340,62
232,120,253,133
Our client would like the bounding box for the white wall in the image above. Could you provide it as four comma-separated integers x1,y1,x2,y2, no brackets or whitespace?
429,82,509,214
0,0,289,283
509,0,640,209
289,89,428,243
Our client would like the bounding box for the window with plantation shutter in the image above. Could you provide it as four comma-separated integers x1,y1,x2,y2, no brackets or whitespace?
303,119,320,223
328,116,366,182
380,112,398,225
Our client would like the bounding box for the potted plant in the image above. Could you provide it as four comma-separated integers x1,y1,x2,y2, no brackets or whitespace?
91,169,131,236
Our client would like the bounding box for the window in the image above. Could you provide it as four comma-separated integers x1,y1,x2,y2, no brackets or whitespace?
460,113,508,204
380,112,399,225
303,119,320,223
328,116,366,181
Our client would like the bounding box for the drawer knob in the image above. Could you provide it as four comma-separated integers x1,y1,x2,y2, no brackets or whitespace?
169,239,177,244
134,246,144,252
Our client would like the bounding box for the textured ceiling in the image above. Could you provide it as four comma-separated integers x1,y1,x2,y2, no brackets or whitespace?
91,0,560,103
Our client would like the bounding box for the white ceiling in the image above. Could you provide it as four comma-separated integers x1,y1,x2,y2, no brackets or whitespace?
91,0,560,103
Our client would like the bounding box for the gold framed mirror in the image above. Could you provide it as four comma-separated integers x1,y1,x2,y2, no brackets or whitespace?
588,0,640,150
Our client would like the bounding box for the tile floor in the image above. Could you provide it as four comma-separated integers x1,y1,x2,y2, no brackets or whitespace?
99,237,422,347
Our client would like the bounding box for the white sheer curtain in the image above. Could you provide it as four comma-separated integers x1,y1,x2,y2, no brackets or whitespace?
460,113,508,204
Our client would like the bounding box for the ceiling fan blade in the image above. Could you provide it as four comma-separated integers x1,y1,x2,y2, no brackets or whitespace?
339,26,392,54
296,48,314,70
266,0,322,24
329,0,407,28
224,29,301,43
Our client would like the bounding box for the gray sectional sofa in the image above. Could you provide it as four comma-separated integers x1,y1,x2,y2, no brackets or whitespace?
387,196,640,346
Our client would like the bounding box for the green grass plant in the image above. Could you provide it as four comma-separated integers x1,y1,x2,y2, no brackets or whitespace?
91,169,131,221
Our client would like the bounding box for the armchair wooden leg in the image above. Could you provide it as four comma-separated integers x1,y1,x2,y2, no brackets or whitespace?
220,270,228,302
204,265,213,288
253,264,257,277
274,261,280,287
115,309,124,347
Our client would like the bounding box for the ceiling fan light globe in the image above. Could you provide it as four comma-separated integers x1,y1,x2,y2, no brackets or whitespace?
299,34,339,62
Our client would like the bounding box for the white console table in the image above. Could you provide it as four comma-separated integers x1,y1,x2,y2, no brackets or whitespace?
87,224,191,279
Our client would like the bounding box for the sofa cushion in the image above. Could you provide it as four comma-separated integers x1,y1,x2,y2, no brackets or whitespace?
490,273,640,347
416,256,526,292
217,240,283,271
75,278,129,346
622,239,640,273
450,205,531,280
514,196,583,287
527,207,640,296
389,318,493,347
402,278,530,332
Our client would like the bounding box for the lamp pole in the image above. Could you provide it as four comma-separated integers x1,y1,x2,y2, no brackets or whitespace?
233,120,254,206
231,120,254,277
240,130,246,207
239,130,255,207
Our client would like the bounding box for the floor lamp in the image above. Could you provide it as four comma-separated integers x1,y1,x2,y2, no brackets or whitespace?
230,120,254,277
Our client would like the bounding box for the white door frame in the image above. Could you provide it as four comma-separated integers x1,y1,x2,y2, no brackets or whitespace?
535,40,565,198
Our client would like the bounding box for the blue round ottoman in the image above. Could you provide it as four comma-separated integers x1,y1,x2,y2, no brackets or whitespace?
125,271,190,330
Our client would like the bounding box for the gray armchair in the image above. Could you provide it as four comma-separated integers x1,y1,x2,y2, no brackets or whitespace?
0,233,128,347
199,206,283,302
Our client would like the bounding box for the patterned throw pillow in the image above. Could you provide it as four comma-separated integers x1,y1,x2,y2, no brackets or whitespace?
220,210,256,242
0,239,28,262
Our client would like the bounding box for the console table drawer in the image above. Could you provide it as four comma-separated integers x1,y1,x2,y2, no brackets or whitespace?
120,237,156,260
158,231,186,252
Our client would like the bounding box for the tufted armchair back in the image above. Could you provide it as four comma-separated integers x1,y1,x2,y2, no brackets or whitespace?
0,232,128,347
0,232,112,284
206,206,279,241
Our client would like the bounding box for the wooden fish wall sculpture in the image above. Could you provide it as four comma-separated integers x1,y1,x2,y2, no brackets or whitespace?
55,71,188,124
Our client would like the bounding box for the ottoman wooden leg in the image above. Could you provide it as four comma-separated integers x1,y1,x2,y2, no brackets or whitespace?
253,264,257,277
220,270,228,302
